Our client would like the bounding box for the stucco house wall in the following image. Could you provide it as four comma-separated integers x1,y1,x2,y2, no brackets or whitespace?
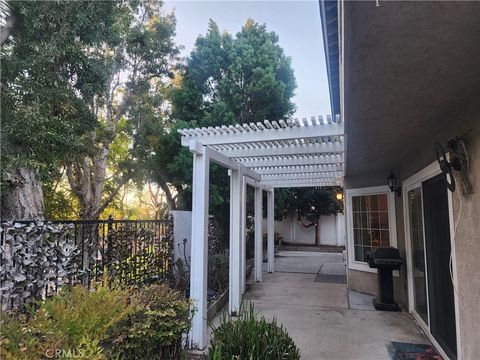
422,105,480,360
393,100,480,360
451,125,480,360
345,104,480,358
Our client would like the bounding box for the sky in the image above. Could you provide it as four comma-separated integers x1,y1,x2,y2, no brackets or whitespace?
163,0,331,118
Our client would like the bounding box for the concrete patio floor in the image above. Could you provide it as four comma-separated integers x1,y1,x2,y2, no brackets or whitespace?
243,251,430,360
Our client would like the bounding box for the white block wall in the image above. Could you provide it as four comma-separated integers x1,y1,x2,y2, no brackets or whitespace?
274,210,345,246
170,210,192,264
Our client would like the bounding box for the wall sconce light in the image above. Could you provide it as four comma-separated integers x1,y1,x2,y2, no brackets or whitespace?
336,191,343,201
387,171,401,196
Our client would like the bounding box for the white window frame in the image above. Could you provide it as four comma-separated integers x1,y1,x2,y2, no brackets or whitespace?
346,185,397,273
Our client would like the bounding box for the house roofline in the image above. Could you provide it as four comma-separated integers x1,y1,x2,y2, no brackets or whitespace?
319,0,340,116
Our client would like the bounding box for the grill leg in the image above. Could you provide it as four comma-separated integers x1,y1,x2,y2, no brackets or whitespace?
374,268,400,311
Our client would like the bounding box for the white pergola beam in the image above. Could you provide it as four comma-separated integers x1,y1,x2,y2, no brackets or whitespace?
207,147,261,181
267,190,274,273
219,141,344,158
254,164,343,175
181,122,343,146
262,184,274,192
191,140,262,181
238,154,344,168
245,176,260,188
254,186,263,283
189,148,210,349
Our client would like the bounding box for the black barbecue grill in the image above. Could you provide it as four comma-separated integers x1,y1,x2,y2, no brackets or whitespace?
367,247,402,311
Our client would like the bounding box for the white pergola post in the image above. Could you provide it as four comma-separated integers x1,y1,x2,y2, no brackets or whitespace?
254,186,263,282
267,189,275,273
229,169,242,315
240,176,247,294
189,146,210,349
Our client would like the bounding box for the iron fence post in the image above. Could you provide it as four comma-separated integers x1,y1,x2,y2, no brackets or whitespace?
106,215,113,269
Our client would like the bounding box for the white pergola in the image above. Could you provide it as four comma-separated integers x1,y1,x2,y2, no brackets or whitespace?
178,115,344,349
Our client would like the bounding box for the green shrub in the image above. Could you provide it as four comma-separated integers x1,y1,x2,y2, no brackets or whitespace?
0,284,132,360
0,283,192,360
103,283,192,360
0,313,39,360
208,254,229,295
208,304,301,360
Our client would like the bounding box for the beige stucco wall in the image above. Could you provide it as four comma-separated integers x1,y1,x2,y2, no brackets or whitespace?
450,126,480,360
345,103,480,358
347,268,407,308
347,269,378,296
397,102,480,360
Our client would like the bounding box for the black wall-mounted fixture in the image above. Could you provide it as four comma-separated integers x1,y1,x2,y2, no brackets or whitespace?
435,133,473,195
387,171,401,196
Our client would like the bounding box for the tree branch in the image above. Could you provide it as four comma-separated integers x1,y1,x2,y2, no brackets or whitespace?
96,176,131,216
66,164,83,199
297,216,316,229
157,177,176,210
148,182,159,205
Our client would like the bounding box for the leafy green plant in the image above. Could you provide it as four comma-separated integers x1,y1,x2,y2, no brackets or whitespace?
208,254,229,296
0,283,133,360
103,283,192,360
0,283,192,360
0,313,39,360
208,304,301,360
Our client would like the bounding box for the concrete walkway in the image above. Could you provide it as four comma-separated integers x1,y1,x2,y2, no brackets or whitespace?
245,251,429,360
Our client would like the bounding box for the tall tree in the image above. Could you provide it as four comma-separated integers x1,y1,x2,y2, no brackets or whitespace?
65,0,179,220
1,1,120,220
150,19,296,223
1,0,179,221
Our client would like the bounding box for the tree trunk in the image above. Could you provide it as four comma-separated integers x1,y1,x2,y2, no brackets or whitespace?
0,14,15,46
157,178,176,210
65,73,132,221
1,167,45,220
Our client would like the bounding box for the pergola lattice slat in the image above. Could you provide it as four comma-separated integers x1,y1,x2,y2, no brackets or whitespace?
181,123,343,146
215,141,344,158
254,164,343,175
238,154,344,167
263,180,340,188
261,171,343,181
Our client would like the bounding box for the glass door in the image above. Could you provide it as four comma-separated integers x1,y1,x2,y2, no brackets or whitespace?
422,175,457,359
407,187,429,324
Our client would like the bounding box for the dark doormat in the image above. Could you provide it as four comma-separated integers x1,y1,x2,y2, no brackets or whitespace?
387,341,444,360
314,273,346,284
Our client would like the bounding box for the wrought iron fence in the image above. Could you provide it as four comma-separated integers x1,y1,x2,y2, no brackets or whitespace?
0,217,174,311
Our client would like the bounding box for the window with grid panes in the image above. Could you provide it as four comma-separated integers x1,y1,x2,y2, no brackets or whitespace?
352,193,390,262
